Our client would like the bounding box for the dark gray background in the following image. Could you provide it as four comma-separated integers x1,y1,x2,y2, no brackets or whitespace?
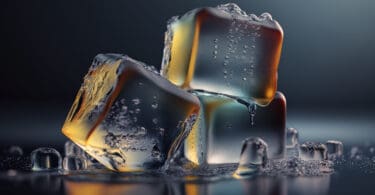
0,0,374,145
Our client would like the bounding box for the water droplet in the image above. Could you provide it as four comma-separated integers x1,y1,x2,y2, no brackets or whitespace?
135,108,141,114
132,99,140,105
152,118,158,124
242,77,247,81
151,102,158,109
248,103,257,126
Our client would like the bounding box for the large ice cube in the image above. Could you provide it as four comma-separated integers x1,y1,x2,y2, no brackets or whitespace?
62,54,200,172
161,3,283,106
183,91,286,165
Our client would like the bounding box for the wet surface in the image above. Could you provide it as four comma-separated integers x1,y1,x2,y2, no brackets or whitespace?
0,109,375,194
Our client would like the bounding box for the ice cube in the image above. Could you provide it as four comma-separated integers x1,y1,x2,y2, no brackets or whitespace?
326,140,344,160
183,91,286,165
31,147,62,171
299,142,328,161
325,140,343,160
161,3,283,106
235,137,268,176
286,127,299,148
63,156,88,171
62,54,200,172
286,127,299,158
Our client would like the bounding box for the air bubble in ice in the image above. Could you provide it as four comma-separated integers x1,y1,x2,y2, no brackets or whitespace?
31,147,62,171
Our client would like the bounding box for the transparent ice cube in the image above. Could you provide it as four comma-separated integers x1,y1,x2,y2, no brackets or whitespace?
31,147,62,171
183,91,286,165
299,142,328,161
63,156,88,171
235,137,268,176
161,3,283,106
286,127,299,148
325,140,343,160
62,54,200,172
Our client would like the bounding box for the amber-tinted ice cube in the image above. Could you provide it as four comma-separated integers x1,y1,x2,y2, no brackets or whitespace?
183,91,286,165
62,54,200,172
161,3,283,106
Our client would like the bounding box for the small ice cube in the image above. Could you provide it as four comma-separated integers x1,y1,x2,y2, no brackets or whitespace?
31,147,62,171
235,137,268,176
63,156,88,171
286,127,299,148
325,140,343,160
299,142,328,161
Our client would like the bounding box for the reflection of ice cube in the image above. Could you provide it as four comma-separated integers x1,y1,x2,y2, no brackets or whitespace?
161,3,283,106
325,140,343,160
62,54,200,172
31,147,62,171
235,137,268,176
183,91,286,165
299,142,328,161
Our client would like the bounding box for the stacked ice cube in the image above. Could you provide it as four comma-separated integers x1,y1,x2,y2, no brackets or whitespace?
61,3,285,172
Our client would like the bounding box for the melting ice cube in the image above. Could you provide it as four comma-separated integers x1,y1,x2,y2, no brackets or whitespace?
62,54,200,172
235,137,268,176
182,91,286,165
299,142,328,161
325,140,343,160
31,147,62,171
161,3,283,106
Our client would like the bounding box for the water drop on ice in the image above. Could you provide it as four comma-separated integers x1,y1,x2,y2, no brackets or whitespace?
248,103,257,126
31,147,62,171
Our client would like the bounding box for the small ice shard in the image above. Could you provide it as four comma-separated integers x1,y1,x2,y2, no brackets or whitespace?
286,127,299,148
235,137,268,176
31,147,62,171
299,142,328,161
182,91,286,166
161,3,283,106
286,127,299,158
325,140,343,160
63,156,88,171
61,54,200,172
